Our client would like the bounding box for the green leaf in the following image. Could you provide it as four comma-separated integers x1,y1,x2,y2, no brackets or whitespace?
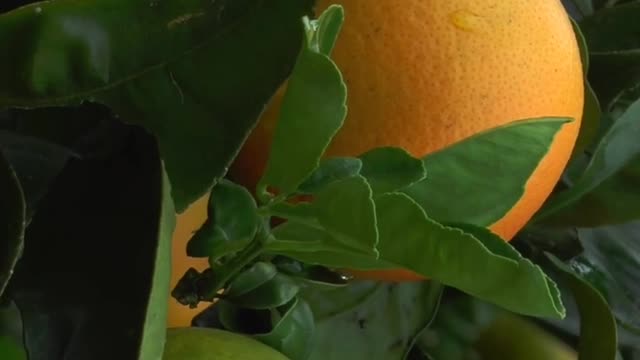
547,254,617,360
308,5,344,56
313,175,378,254
187,180,259,260
298,157,362,194
374,194,565,319
226,273,300,310
138,165,176,360
253,298,315,360
0,149,25,299
258,15,347,200
302,281,443,360
535,98,640,222
359,147,426,195
0,0,312,212
225,262,278,298
403,118,570,227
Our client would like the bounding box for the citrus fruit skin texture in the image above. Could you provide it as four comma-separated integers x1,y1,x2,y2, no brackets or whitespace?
228,0,584,281
167,195,210,328
164,327,290,360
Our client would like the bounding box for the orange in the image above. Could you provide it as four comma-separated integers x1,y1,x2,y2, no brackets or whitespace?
167,194,210,327
228,0,584,281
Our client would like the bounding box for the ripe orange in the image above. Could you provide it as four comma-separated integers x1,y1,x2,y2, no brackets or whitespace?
228,0,584,280
167,194,210,327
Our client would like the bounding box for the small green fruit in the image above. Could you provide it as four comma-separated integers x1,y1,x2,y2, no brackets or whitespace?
164,327,290,360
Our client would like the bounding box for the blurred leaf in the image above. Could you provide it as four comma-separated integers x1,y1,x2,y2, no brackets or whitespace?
580,2,640,109
258,10,346,200
302,281,443,360
6,128,174,360
226,273,300,310
359,147,426,195
0,0,312,212
0,149,25,299
403,118,569,227
254,298,315,360
138,165,176,360
186,180,258,260
225,262,278,298
0,301,26,360
537,157,640,227
308,4,344,56
536,98,640,222
0,131,75,219
547,254,617,360
574,223,640,340
298,157,362,194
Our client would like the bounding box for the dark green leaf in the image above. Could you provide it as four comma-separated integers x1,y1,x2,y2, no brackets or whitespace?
0,149,25,299
579,2,640,108
0,130,70,220
7,129,174,359
537,156,640,227
298,157,362,194
302,281,443,360
0,301,26,360
403,118,569,227
359,147,426,195
0,0,312,212
254,298,315,360
187,180,258,260
309,4,344,56
225,262,278,298
547,254,617,360
536,98,640,222
258,30,347,200
575,223,640,340
226,273,300,310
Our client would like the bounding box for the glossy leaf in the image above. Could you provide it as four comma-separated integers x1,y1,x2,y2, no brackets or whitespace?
298,157,362,194
535,98,640,222
359,147,426,195
187,180,258,260
138,165,176,360
403,118,569,227
547,254,617,360
302,281,443,360
226,273,300,310
0,301,26,360
0,0,312,212
225,262,278,298
0,149,25,298
258,18,347,200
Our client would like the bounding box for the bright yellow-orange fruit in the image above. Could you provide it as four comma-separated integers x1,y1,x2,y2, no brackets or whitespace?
169,0,585,311
229,0,584,280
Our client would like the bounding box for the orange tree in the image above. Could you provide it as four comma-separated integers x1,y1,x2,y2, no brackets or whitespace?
0,1,638,359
